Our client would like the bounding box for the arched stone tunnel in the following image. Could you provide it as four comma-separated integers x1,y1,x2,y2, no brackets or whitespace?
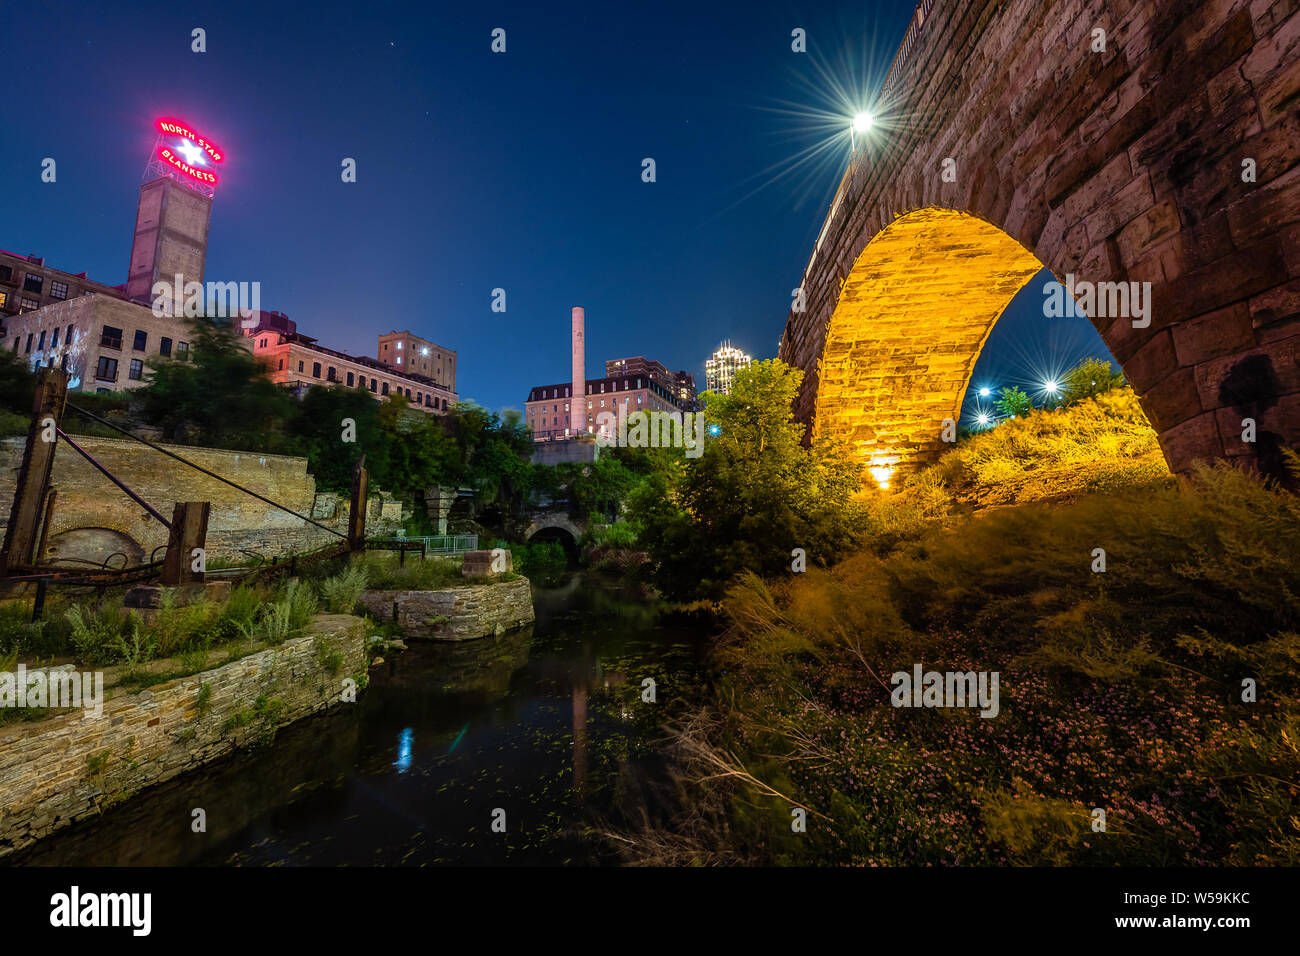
780,0,1300,486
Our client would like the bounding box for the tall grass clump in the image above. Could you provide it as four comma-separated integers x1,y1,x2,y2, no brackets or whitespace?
318,564,369,613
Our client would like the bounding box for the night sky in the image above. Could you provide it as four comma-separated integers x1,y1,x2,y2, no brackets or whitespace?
2,0,1110,417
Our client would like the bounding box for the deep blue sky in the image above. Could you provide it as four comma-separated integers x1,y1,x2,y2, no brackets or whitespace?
2,0,1110,416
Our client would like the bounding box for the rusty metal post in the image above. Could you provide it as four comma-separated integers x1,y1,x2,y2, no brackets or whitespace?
160,501,210,586
348,456,369,551
35,488,57,567
1,368,68,574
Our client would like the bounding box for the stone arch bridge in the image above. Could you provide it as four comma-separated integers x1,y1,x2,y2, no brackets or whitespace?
780,0,1300,487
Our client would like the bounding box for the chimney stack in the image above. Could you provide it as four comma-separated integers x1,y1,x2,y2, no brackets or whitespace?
571,306,585,436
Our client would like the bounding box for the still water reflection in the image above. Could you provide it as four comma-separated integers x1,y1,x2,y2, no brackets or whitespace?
13,574,709,866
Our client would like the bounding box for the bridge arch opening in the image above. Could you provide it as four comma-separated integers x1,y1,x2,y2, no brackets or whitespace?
526,525,580,564
812,207,1152,488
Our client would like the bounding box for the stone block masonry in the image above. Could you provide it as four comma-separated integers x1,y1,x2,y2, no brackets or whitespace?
0,435,402,567
358,577,535,640
0,613,367,859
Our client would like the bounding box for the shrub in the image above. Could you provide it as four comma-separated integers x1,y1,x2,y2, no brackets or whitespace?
318,564,369,613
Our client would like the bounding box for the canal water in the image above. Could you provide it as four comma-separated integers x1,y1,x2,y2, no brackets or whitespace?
11,574,711,866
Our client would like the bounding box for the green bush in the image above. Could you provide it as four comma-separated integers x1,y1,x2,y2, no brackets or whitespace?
318,564,370,613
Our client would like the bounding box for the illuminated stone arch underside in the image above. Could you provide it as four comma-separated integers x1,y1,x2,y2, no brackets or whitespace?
812,208,1047,488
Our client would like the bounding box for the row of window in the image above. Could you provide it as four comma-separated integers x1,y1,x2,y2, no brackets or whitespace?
0,265,75,303
93,356,145,382
98,325,187,357
295,358,450,409
13,323,77,355
0,291,42,313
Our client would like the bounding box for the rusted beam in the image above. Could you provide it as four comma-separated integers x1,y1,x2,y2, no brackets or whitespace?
348,456,369,551
160,502,210,586
1,369,68,575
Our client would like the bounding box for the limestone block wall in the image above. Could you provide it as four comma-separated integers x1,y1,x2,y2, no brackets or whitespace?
0,614,367,859
358,577,535,640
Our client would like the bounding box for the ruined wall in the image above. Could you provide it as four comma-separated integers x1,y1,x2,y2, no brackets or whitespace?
780,0,1300,479
0,435,402,566
0,614,367,859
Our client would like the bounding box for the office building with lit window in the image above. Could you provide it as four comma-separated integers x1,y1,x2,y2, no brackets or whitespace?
704,340,752,395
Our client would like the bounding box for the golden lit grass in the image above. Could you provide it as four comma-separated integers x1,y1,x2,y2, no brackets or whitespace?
881,388,1170,530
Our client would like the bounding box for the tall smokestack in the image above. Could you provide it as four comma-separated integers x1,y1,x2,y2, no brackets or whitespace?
571,306,585,436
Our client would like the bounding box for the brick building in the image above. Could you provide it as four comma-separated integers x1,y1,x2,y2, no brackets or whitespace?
4,294,199,393
0,250,127,324
377,330,457,393
526,355,698,442
246,314,457,413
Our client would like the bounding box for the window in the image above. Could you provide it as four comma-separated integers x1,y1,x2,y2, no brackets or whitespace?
133,330,147,351
129,358,144,380
0,265,12,281
49,281,68,300
396,341,402,349
176,341,188,360
416,391,421,403
22,274,42,294
396,356,402,365
50,329,58,348
259,337,268,348
37,331,45,350
65,324,73,345
347,372,354,387
381,382,389,395
24,333,33,353
298,360,304,372
370,378,377,391
327,367,337,382
159,336,172,357
278,359,285,371
95,356,118,381
20,298,39,313
312,362,321,378
0,292,7,309
100,325,123,349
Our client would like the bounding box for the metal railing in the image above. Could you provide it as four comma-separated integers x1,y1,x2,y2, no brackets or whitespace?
384,534,479,555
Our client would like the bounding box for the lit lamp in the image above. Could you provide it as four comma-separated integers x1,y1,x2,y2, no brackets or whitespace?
850,111,874,151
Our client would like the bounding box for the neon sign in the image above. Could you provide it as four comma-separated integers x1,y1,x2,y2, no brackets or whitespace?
157,146,217,184
154,118,223,187
156,119,224,163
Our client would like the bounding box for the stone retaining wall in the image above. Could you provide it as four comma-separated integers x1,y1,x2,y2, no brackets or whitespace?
358,577,534,640
0,614,367,859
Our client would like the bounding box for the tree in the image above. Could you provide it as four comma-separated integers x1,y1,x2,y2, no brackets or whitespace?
996,386,1033,419
1063,357,1125,403
627,358,866,599
131,316,295,451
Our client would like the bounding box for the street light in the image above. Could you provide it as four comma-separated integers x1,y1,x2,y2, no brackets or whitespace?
850,111,874,152
1043,380,1060,394
976,412,991,426
978,386,991,398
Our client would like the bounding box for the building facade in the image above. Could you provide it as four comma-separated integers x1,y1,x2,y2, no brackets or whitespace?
247,318,457,413
377,330,457,393
3,294,199,393
704,341,752,395
526,362,696,443
0,250,126,328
